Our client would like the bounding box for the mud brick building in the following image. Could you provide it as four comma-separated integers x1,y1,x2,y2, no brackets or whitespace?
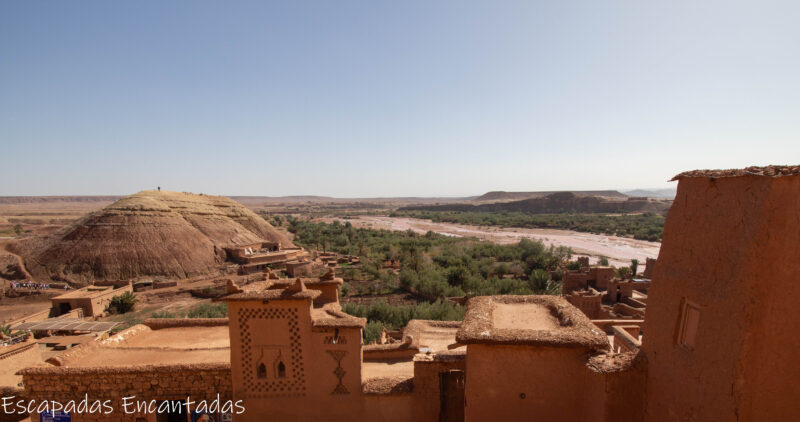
13,166,800,421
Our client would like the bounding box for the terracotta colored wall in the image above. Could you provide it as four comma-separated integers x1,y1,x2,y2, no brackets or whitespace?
567,293,602,319
412,358,466,421
363,394,416,422
590,267,614,290
730,176,800,421
310,284,339,306
642,175,800,421
464,345,604,422
52,284,134,317
228,300,364,421
599,357,646,422
21,364,231,422
562,271,588,295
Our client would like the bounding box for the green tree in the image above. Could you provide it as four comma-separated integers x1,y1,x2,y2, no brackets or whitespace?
363,321,384,344
13,224,22,236
186,302,228,318
107,291,139,314
598,256,610,266
529,269,550,292
630,259,639,277
151,311,179,318
614,267,632,279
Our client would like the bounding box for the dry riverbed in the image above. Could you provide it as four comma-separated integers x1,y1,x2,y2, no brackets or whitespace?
317,216,660,268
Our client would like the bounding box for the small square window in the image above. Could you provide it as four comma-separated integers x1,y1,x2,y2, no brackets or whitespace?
676,299,700,349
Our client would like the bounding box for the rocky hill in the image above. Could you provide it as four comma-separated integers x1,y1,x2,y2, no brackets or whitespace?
474,190,628,203
13,191,293,284
402,191,671,214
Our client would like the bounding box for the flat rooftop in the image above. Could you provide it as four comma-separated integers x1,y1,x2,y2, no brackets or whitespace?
52,286,120,300
493,303,559,331
13,319,117,332
672,165,800,180
53,325,230,368
456,295,609,350
403,320,460,352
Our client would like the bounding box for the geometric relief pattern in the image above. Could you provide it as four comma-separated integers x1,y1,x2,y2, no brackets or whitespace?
326,350,349,395
239,307,305,397
323,335,347,345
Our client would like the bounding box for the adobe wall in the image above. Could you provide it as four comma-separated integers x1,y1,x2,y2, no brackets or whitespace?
587,352,647,422
362,394,416,421
89,284,133,316
642,174,800,421
227,300,364,421
727,175,800,421
562,271,588,295
589,267,614,290
567,291,602,319
0,387,25,422
51,284,134,317
3,308,51,326
309,284,339,306
286,261,312,277
362,343,419,361
20,363,231,422
412,354,466,421
464,344,604,422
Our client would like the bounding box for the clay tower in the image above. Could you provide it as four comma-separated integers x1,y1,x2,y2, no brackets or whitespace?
642,166,800,421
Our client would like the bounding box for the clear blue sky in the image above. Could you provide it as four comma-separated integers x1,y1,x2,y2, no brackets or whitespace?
1,1,798,197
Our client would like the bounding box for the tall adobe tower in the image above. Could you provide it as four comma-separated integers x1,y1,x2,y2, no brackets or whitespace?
642,166,800,421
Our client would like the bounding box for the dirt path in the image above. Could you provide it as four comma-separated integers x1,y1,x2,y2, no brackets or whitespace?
318,216,660,268
0,241,33,280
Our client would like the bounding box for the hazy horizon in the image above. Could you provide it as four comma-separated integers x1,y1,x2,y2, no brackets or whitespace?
2,1,798,197
0,186,676,199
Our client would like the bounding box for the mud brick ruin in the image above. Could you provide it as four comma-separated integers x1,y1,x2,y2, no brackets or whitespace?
9,165,800,421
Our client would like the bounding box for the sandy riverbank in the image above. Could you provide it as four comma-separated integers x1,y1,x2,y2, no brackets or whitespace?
317,216,660,268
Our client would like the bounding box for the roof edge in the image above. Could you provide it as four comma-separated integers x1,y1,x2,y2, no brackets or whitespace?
671,165,800,181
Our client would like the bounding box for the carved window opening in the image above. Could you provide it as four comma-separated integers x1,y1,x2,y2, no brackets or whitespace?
239,307,305,395
257,363,267,379
274,349,287,379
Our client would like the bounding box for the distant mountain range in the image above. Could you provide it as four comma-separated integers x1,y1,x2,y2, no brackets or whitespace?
402,191,672,214
0,188,676,207
474,190,627,203
621,188,677,199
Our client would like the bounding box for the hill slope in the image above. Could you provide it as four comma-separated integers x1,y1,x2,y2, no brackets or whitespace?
402,191,671,214
15,190,292,284
475,190,628,203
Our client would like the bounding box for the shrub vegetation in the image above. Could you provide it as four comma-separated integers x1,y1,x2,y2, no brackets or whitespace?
106,291,139,314
391,210,665,241
289,220,571,301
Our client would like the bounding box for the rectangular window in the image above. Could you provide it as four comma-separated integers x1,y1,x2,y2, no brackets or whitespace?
676,299,700,349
